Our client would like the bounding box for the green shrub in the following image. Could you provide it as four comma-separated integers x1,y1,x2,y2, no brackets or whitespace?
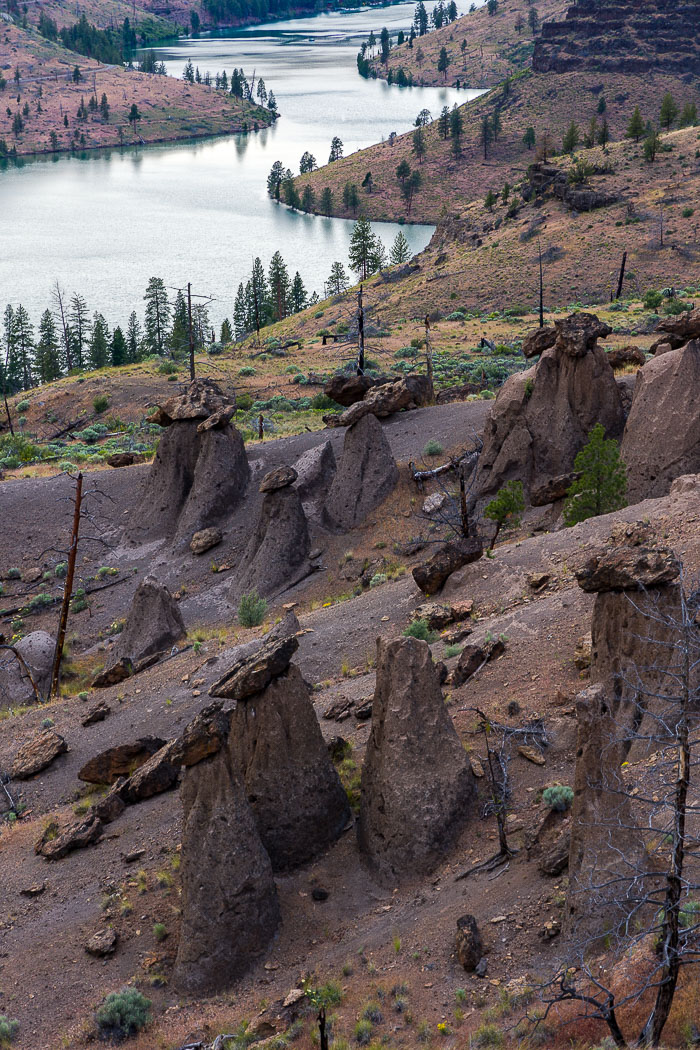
473,1023,504,1047
93,394,109,414
95,989,151,1040
444,643,462,659
682,206,695,218
16,400,30,412
485,480,525,547
0,433,42,465
157,359,179,375
7,568,20,580
423,439,443,457
54,561,68,578
643,289,664,311
238,590,267,628
395,345,419,359
662,298,692,316
403,618,438,643
369,573,387,588
361,1002,383,1024
0,1015,19,1044
354,1019,373,1045
306,981,343,1008
71,588,88,613
239,365,257,377
542,784,574,812
153,922,167,942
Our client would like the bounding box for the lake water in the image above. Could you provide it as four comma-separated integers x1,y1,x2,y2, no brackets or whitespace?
1,2,484,329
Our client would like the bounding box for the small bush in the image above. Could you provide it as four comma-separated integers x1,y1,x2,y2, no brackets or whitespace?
682,206,695,218
239,365,257,377
54,562,68,578
473,1023,504,1047
362,1002,383,1024
369,573,387,588
354,1019,373,1045
306,981,343,1008
423,439,443,457
403,618,438,643
153,922,168,942
157,359,178,375
95,989,151,1040
93,394,109,414
16,400,30,412
444,643,462,659
7,568,20,580
643,289,664,311
542,784,574,812
0,1015,19,1044
238,590,267,628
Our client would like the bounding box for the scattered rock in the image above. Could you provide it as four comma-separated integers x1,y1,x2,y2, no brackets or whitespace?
452,637,505,688
91,780,127,824
172,746,280,995
540,919,561,940
107,452,138,468
229,663,351,871
120,747,179,805
323,414,398,531
81,701,111,727
538,831,571,876
530,472,579,506
91,657,133,689
455,914,483,971
339,375,433,426
123,848,146,863
518,745,546,766
260,465,298,493
527,572,550,591
574,634,592,671
20,883,46,898
85,928,117,957
606,345,646,370
78,736,166,785
414,602,455,630
36,813,103,860
11,729,67,779
422,492,446,514
412,537,483,595
311,887,329,902
324,372,375,407
210,634,298,701
358,637,475,882
189,527,222,555
470,755,485,777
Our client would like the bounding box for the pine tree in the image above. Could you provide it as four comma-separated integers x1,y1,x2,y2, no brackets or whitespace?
220,318,233,343
69,293,89,369
626,106,645,143
348,217,378,280
438,104,450,139
390,230,411,264
660,92,678,130
89,313,110,369
437,47,450,82
412,126,427,163
249,257,270,336
143,276,171,355
484,480,524,548
679,102,698,128
320,187,333,216
14,305,35,391
328,136,344,162
268,251,291,322
234,282,251,339
564,423,627,525
301,185,315,211
183,59,195,83
170,289,189,355
299,150,316,173
481,113,493,158
562,119,580,154
192,303,210,348
2,305,19,395
523,126,536,150
35,309,62,382
327,261,348,295
110,326,127,367
289,272,308,313
125,311,143,362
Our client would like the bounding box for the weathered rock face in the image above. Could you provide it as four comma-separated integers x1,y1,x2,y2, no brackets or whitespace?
36,813,103,860
229,664,351,871
189,527,222,555
172,746,280,995
78,736,166,784
621,341,700,502
12,729,68,779
533,0,700,77
358,637,475,882
324,372,376,407
455,914,483,972
565,684,651,944
575,546,679,593
210,634,299,701
324,414,399,531
0,631,55,709
412,537,484,595
232,486,311,600
339,375,433,426
525,163,618,213
293,441,336,502
125,380,249,546
114,578,186,667
476,313,624,502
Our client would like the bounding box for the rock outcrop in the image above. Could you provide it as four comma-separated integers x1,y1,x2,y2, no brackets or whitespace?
112,578,186,667
293,441,336,502
475,313,624,502
12,729,68,779
533,0,700,77
231,483,311,600
125,379,249,547
412,537,483,595
621,340,700,502
324,414,399,530
358,637,475,882
172,745,280,994
565,683,651,944
210,634,299,701
339,375,433,426
0,631,55,708
229,663,351,871
78,736,166,785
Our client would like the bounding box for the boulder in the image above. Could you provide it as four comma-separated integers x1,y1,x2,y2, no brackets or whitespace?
120,748,179,804
91,657,133,689
78,736,166,785
412,537,483,595
522,326,556,359
455,914,483,971
232,486,311,600
475,312,624,502
338,375,433,426
107,452,138,468
91,780,127,824
189,527,222,555
452,637,505,688
293,441,336,501
565,683,651,944
653,307,700,350
605,345,646,370
11,729,68,779
209,634,298,701
172,746,280,995
358,637,475,882
229,663,351,871
621,340,700,502
575,546,679,593
36,813,103,860
531,472,579,507
0,631,55,709
574,634,592,670
323,414,398,531
85,928,117,957
260,465,297,492
81,701,111,727
149,378,234,427
324,373,375,407
113,578,186,667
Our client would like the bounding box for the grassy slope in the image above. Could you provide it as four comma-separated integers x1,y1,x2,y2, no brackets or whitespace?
294,68,700,226
0,22,274,156
25,0,177,35
365,0,567,88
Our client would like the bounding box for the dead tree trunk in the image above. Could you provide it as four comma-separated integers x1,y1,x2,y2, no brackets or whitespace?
49,472,83,699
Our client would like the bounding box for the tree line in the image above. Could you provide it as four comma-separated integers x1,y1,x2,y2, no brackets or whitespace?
182,61,277,111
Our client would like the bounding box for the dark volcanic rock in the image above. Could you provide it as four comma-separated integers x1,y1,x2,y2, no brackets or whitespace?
210,634,299,702
260,465,298,492
78,737,166,785
323,414,399,530
12,729,68,779
114,578,186,667
232,486,311,600
412,537,483,596
91,657,133,689
324,373,376,407
456,914,483,971
293,441,337,501
36,813,103,860
229,663,351,871
339,375,433,425
575,546,679,592
189,527,222,555
358,637,475,882
172,746,280,995
522,326,556,359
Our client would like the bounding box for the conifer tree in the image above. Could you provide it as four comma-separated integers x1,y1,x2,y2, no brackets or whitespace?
14,305,35,391
327,261,348,295
36,309,62,382
69,293,89,369
220,318,233,343
143,276,171,355
390,230,411,264
564,423,627,525
125,311,143,363
289,272,308,313
110,325,127,367
660,92,678,130
89,312,110,369
626,105,644,143
268,251,291,322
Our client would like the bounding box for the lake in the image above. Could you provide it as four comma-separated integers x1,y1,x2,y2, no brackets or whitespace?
1,2,484,329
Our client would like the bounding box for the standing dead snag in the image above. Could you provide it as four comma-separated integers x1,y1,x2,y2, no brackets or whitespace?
50,472,83,698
